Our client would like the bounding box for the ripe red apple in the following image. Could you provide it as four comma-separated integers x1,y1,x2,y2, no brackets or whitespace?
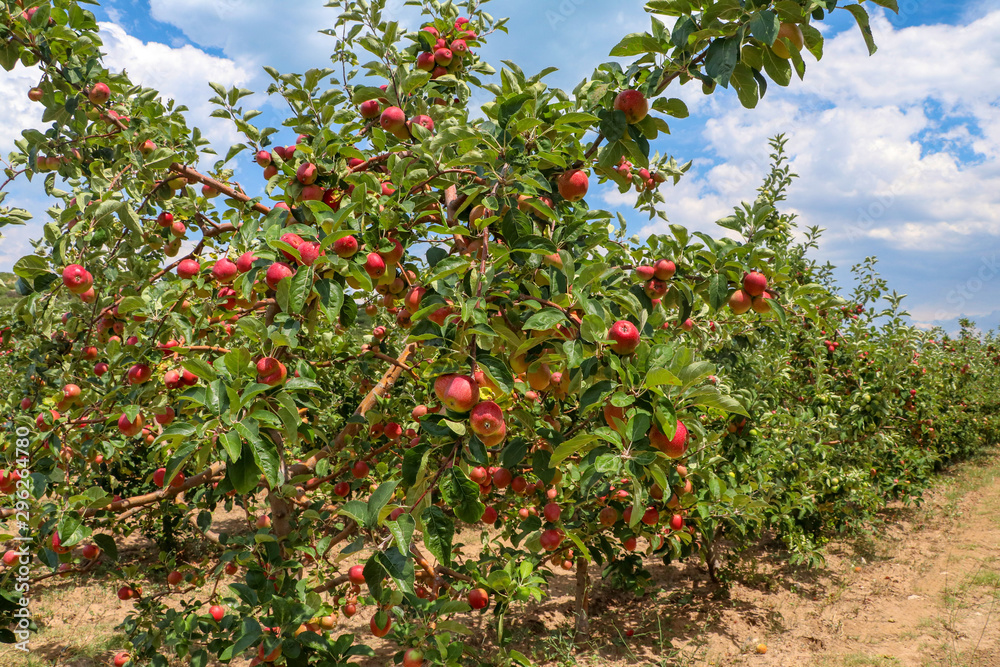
255,514,271,529
614,89,649,124
296,162,318,185
127,363,151,385
644,278,668,299
212,258,239,283
236,251,257,273
469,400,504,437
113,652,129,667
209,605,225,622
649,420,688,458
81,543,101,560
256,357,287,386
416,51,436,71
402,648,424,667
88,82,110,105
62,264,93,294
167,570,183,586
333,235,358,258
359,99,381,120
153,406,175,426
556,169,589,202
265,262,295,290
543,502,561,523
599,506,618,527
380,106,410,140
410,114,434,133
680,318,694,331
669,514,684,531
352,461,369,479
540,528,564,551
751,292,772,314
348,564,366,585
299,242,322,267
608,320,640,355
653,259,676,280
482,506,498,523
118,412,144,437
28,86,43,101
363,252,386,279
728,289,753,315
176,259,200,279
492,468,512,488
370,614,392,637
468,588,489,610
743,271,767,297
433,374,480,412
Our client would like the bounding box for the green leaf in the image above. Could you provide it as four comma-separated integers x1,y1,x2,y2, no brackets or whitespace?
522,309,565,331
550,433,601,466
843,4,877,55
477,355,514,395
13,255,49,281
440,469,484,524
687,388,750,417
236,422,280,488
609,32,665,57
387,513,415,554
704,36,740,87
219,431,241,462
227,441,261,494
749,10,780,46
338,500,368,525
421,506,454,567
645,368,682,388
93,534,118,561
181,358,218,381
366,481,400,527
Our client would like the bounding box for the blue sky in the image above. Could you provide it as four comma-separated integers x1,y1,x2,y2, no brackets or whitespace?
2,0,999,333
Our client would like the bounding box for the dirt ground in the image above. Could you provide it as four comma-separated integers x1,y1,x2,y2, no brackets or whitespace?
3,449,998,667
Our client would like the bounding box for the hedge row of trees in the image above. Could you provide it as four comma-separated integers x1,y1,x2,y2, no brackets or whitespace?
2,1,998,665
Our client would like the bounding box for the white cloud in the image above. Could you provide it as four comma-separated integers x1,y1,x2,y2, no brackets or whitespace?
633,9,1000,325
0,64,47,153
99,22,252,155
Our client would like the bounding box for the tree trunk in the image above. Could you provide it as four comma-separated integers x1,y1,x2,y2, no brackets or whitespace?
574,556,590,642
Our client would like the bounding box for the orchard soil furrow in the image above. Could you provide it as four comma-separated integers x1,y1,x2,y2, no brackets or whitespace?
3,450,998,667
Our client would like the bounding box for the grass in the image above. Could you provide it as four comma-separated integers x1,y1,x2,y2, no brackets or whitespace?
813,655,904,667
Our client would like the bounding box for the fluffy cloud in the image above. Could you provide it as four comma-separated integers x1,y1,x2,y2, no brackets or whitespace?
99,21,253,154
0,22,252,271
635,9,1000,323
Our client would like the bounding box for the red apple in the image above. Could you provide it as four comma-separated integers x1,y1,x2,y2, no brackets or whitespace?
649,420,688,458
118,412,144,437
613,89,649,124
728,289,753,315
608,320,640,354
265,262,295,290
176,259,200,279
433,374,480,412
62,264,93,294
556,169,589,202
743,271,767,297
333,235,358,259
468,588,489,610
